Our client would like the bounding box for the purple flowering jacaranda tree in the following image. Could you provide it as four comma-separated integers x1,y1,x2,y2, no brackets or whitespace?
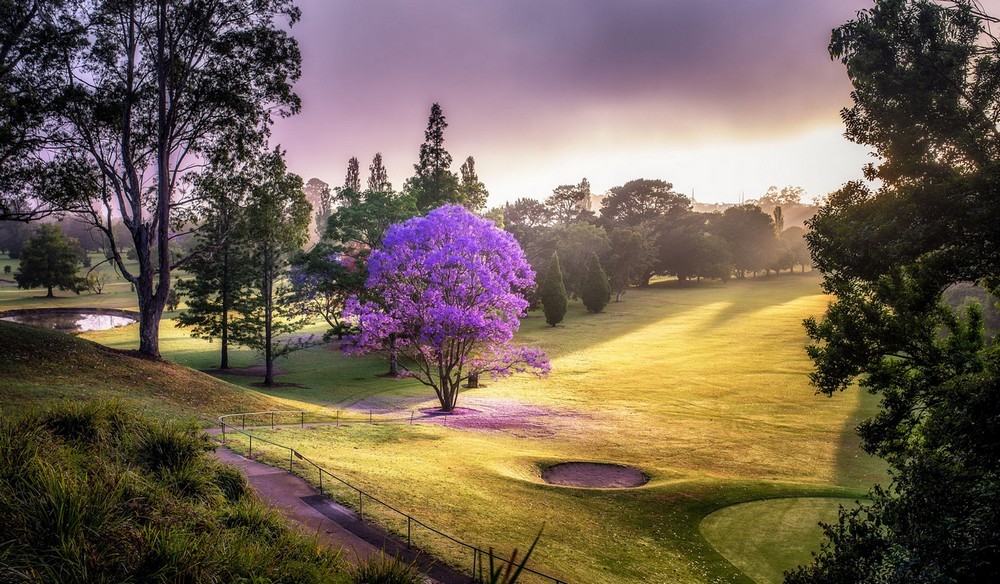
343,205,549,412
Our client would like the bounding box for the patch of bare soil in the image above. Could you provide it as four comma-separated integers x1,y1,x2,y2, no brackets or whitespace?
541,462,648,488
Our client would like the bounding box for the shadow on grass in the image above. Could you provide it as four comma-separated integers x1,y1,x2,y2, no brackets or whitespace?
831,386,887,489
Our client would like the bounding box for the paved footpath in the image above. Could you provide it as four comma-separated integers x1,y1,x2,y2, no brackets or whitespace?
209,444,472,584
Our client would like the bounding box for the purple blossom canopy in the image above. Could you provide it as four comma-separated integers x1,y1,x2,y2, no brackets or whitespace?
344,205,548,410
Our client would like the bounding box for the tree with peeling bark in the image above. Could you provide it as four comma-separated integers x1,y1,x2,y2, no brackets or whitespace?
50,0,301,358
344,205,549,412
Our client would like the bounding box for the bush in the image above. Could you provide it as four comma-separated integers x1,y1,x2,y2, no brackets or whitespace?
3,264,10,274
540,252,568,327
581,252,610,313
349,552,422,584
0,401,351,583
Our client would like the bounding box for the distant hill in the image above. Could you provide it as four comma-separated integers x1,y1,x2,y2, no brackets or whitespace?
0,320,281,423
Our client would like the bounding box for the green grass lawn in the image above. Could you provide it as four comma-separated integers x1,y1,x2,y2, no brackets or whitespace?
700,497,865,583
4,270,885,582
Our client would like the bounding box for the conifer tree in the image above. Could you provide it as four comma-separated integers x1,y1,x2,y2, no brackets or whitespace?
367,153,391,192
540,251,568,327
581,252,611,313
406,103,460,211
459,156,489,211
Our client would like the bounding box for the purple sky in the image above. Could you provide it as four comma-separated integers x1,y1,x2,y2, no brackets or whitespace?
271,0,875,205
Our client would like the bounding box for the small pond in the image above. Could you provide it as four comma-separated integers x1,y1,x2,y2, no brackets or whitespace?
1,310,138,333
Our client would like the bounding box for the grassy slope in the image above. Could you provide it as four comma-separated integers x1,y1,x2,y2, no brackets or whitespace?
0,320,282,424
208,273,884,584
4,268,884,583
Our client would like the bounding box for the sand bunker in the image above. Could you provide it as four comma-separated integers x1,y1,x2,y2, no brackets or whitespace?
542,462,648,488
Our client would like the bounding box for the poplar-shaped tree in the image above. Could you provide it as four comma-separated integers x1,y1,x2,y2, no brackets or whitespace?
344,205,548,412
540,252,568,327
581,252,610,313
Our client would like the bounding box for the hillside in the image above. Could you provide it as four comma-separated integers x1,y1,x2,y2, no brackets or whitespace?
0,320,280,424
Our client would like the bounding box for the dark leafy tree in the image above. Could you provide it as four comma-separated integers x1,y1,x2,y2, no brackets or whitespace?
344,156,361,194
757,185,806,207
0,0,88,222
14,224,85,297
780,226,811,272
504,198,553,231
711,204,776,278
53,0,302,358
545,179,593,225
581,253,611,313
788,2,1000,582
607,226,655,301
367,152,391,192
175,155,257,370
406,103,461,211
600,179,690,228
459,156,489,212
534,223,611,298
657,224,707,283
0,221,32,258
540,252,568,327
289,242,367,340
325,190,417,251
230,150,313,387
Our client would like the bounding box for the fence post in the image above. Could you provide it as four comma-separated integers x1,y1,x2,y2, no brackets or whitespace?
407,517,411,548
221,421,226,444
271,412,275,429
472,548,477,579
319,469,323,495
359,492,364,521
301,411,304,428
369,410,372,424
336,411,340,427
410,411,414,425
289,449,293,472
242,413,246,429
249,435,252,457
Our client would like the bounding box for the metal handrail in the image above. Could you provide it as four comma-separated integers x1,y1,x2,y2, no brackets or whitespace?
217,409,567,583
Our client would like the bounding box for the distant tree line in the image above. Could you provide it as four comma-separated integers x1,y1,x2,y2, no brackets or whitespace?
496,179,814,308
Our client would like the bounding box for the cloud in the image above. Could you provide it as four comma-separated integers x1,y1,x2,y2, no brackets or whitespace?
273,0,873,202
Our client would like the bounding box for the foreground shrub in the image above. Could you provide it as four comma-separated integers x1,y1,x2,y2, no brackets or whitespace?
348,552,422,584
0,401,349,583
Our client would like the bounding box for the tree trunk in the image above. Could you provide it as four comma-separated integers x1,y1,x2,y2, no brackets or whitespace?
137,292,163,358
263,251,274,386
467,373,479,388
220,244,230,369
46,286,53,297
387,336,399,376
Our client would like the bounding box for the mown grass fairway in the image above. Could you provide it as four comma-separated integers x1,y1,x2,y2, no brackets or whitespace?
169,273,881,584
4,269,884,582
700,497,864,583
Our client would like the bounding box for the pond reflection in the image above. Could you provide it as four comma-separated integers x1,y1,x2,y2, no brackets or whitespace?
1,312,137,333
